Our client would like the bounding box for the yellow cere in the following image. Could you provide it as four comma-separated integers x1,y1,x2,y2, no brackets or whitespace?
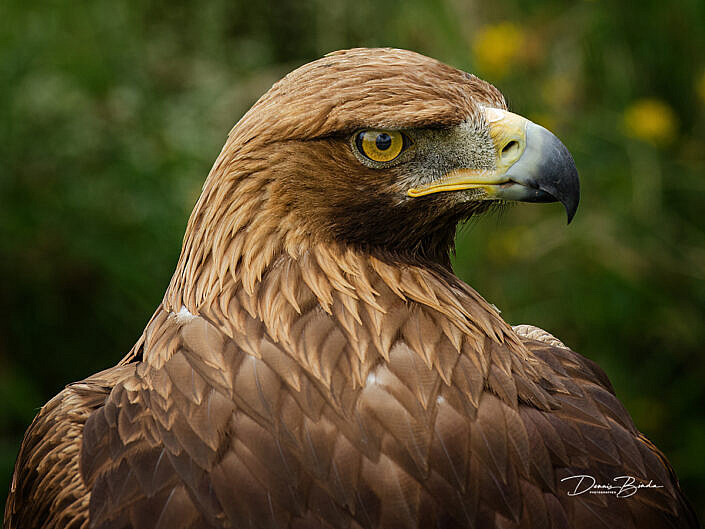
357,130,404,162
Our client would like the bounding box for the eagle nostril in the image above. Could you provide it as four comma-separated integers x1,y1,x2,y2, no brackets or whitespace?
501,140,520,157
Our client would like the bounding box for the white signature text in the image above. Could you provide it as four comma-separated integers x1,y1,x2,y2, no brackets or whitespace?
560,475,664,498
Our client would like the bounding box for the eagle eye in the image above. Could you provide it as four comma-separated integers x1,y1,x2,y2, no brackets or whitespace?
354,130,408,163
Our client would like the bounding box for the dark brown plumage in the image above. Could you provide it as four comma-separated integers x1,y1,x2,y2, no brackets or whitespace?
5,48,698,529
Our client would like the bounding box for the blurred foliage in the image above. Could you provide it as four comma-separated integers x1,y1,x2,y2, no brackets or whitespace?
1,0,704,518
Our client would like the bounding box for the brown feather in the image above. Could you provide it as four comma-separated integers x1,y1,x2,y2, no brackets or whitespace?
5,48,698,529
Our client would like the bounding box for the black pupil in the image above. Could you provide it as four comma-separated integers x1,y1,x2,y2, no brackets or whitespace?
375,133,392,151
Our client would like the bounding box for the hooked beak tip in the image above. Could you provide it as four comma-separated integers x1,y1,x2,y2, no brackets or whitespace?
505,121,580,224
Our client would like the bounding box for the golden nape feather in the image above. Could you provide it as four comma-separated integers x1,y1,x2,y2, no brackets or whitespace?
5,48,698,529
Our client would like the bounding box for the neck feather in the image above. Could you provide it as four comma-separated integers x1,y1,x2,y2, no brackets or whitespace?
159,225,554,408
149,149,554,411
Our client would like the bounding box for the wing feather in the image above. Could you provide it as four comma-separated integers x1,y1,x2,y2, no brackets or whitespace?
9,295,698,528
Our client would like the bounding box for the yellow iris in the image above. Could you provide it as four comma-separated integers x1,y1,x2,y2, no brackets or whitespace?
356,130,404,162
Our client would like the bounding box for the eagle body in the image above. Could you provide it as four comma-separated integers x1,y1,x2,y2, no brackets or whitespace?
5,48,698,529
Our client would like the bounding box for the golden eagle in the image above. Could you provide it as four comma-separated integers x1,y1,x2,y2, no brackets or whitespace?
5,48,698,529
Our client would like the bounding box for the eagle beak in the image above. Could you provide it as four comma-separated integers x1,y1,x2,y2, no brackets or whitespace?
407,108,580,223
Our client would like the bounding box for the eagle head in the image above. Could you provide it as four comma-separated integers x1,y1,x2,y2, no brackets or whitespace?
176,48,579,300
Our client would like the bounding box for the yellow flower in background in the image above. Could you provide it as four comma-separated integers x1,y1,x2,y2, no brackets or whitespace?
696,71,705,105
623,98,677,146
472,23,524,79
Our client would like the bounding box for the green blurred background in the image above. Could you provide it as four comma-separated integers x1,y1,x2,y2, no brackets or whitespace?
1,0,704,518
